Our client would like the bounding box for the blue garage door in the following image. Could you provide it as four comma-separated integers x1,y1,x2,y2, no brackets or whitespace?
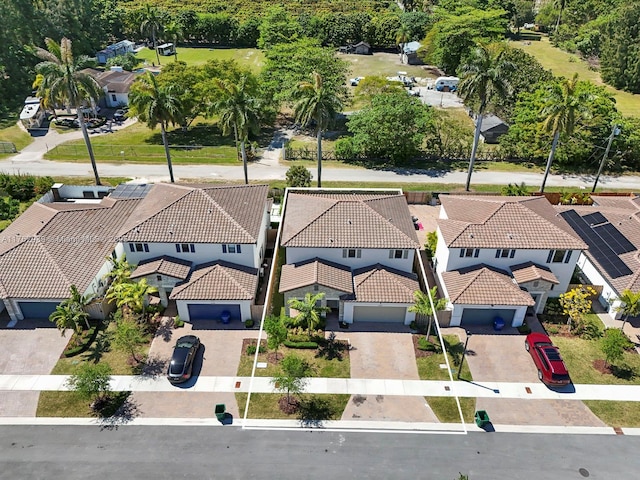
187,303,241,321
460,308,516,326
18,301,60,319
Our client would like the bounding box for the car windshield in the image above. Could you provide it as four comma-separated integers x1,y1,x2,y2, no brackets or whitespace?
176,340,193,348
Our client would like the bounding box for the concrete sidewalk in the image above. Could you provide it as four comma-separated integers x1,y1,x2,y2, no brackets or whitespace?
2,374,639,401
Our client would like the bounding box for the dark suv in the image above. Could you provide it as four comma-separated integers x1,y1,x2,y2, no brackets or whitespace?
167,335,201,384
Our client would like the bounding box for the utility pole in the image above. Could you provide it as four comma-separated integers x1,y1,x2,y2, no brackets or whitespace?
592,124,620,193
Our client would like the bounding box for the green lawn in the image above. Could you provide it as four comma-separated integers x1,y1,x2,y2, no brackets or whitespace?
136,47,264,72
583,401,640,428
45,121,240,165
237,392,350,420
513,37,640,117
415,334,476,423
343,52,430,80
0,124,33,157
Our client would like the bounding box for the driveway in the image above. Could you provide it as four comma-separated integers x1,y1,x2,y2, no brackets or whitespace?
331,324,438,422
455,325,606,427
130,308,259,420
0,317,70,416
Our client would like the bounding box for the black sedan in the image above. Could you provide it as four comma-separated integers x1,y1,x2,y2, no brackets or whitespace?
167,335,201,384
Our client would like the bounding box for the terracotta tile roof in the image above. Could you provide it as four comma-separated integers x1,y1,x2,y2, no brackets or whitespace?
510,262,559,285
281,191,420,249
352,264,418,303
279,258,353,293
0,198,140,299
119,184,269,244
441,264,535,306
439,195,587,250
169,261,257,301
131,256,192,280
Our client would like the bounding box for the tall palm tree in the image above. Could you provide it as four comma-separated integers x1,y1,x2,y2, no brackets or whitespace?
396,24,411,62
539,73,591,193
140,4,163,66
129,72,182,182
211,75,261,185
554,0,567,33
294,72,342,188
458,43,514,192
408,286,448,342
163,21,182,62
615,289,640,332
287,292,331,335
34,37,103,185
104,255,133,287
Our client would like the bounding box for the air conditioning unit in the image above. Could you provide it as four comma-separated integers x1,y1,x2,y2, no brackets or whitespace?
259,268,265,277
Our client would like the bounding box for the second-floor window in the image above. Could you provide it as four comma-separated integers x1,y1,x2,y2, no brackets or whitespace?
547,249,572,263
343,249,361,258
223,244,242,254
389,249,408,259
129,242,149,253
176,243,195,253
459,248,479,258
495,249,515,259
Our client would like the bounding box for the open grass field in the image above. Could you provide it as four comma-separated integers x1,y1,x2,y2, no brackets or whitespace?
512,37,640,117
0,124,33,157
136,47,264,72
343,52,432,79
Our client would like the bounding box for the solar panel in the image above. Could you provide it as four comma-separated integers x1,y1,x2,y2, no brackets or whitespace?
110,183,152,199
561,210,633,279
593,223,636,255
583,212,607,226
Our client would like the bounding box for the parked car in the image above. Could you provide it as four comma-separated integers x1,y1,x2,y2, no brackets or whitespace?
167,335,201,384
113,109,125,121
350,76,365,86
525,332,571,386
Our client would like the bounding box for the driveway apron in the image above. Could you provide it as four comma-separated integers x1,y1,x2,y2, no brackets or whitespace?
334,330,439,422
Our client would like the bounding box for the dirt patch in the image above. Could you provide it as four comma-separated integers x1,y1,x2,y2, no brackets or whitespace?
242,338,267,354
593,359,613,375
412,334,438,358
278,396,299,414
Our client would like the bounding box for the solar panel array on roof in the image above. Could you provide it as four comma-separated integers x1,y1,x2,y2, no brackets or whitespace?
561,210,633,279
593,223,636,255
109,184,153,199
583,212,607,226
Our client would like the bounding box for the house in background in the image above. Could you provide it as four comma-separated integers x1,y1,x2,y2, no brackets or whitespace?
82,67,139,108
480,114,509,144
402,41,422,65
556,195,640,320
353,41,371,55
434,195,587,328
279,189,421,325
96,40,135,65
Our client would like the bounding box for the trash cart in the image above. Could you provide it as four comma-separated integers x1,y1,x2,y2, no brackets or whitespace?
215,403,226,421
474,410,490,428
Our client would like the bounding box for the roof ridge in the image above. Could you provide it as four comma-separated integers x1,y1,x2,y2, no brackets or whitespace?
362,199,419,246
122,185,193,235
218,264,252,296
38,240,73,292
453,267,485,302
201,191,254,241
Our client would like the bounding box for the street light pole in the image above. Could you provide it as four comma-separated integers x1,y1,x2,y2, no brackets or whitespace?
592,124,620,193
457,330,472,379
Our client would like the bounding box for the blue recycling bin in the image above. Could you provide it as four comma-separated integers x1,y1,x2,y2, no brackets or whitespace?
221,310,231,324
493,316,505,331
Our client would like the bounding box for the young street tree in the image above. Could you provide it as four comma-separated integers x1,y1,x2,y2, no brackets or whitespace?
113,318,146,364
294,72,342,188
287,292,331,336
458,43,514,191
66,362,113,411
129,71,182,183
264,314,288,360
601,328,628,367
34,37,103,185
271,354,312,407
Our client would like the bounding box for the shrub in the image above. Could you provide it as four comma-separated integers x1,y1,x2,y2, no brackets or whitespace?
417,336,440,352
547,325,560,334
174,316,184,328
285,165,312,187
517,323,532,335
334,137,358,160
573,317,603,339
245,319,255,328
283,340,318,349
246,343,266,355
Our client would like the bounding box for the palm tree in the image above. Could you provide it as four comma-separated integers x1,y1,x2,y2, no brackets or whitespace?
211,75,261,185
103,255,134,287
615,289,640,333
163,21,182,62
287,292,331,335
49,303,88,337
539,73,592,193
129,71,182,182
408,286,448,342
106,278,158,317
458,43,514,192
34,37,103,185
294,72,342,188
140,4,163,66
554,0,567,33
67,284,93,329
396,24,411,62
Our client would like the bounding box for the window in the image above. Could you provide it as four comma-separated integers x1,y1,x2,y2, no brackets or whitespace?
394,249,403,259
222,244,242,254
495,249,515,258
460,248,479,258
175,243,195,253
111,94,117,102
156,275,162,281
129,243,148,252
389,249,408,259
547,250,568,263
342,249,361,258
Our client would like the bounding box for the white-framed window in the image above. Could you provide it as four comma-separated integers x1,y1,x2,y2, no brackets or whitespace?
175,243,195,253
495,249,516,259
547,249,572,263
223,244,242,254
460,248,479,258
342,249,361,258
129,242,149,253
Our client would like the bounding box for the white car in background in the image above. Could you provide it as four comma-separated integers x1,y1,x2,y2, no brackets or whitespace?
350,76,365,86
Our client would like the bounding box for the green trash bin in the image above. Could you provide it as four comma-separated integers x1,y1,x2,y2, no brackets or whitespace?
215,403,226,421
474,410,490,428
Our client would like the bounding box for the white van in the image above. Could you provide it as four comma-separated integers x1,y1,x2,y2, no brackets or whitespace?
435,76,459,92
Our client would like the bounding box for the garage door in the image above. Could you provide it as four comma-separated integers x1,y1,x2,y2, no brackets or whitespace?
187,303,241,321
18,301,60,320
353,305,406,323
460,308,516,326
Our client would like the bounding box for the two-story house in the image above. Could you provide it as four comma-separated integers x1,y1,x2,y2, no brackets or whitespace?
279,189,421,325
434,195,587,327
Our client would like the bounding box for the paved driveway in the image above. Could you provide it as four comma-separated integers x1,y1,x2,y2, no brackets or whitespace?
455,326,606,427
130,312,259,420
332,327,438,422
0,318,70,416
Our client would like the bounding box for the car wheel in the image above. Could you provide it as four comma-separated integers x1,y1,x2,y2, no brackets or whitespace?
538,369,543,381
525,341,530,352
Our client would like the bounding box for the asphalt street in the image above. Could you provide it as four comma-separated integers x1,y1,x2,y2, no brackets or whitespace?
0,425,637,479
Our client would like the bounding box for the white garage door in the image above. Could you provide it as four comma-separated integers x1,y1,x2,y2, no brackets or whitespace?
353,305,406,323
